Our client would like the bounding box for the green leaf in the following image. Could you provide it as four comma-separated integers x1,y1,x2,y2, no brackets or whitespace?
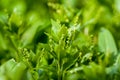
20,21,42,47
10,62,27,80
51,19,61,41
83,62,106,80
98,27,117,56
115,0,120,12
0,12,8,25
0,59,16,75
0,59,27,80
0,33,7,51
51,19,61,34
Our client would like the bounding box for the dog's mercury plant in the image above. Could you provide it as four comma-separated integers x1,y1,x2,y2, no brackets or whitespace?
0,0,120,80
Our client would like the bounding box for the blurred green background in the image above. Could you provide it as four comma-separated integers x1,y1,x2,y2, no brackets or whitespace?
0,0,120,60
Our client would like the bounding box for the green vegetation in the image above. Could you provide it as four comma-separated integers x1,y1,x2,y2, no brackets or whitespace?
0,0,120,80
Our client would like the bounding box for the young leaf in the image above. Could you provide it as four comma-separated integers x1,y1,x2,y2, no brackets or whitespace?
98,27,117,56
20,21,42,47
51,19,61,41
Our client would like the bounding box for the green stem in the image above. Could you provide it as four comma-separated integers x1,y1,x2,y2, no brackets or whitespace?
58,62,61,80
58,54,62,80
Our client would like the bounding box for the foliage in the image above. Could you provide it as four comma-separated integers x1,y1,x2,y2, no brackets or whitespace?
0,0,120,80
